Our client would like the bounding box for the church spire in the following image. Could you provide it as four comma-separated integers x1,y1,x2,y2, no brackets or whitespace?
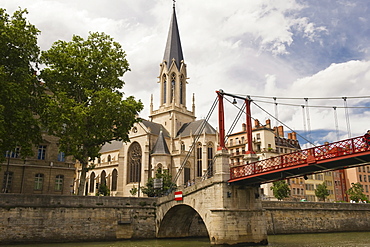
163,3,183,69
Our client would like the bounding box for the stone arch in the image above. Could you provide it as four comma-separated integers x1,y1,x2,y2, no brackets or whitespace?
157,204,208,239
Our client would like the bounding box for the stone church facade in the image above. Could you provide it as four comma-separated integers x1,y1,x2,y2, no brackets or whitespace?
80,6,218,197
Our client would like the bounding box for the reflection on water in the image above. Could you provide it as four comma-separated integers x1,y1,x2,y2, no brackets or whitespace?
3,232,370,247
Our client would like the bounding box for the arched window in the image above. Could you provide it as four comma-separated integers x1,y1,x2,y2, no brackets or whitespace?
101,170,107,186
181,141,185,151
55,175,64,191
89,172,95,193
180,75,184,104
34,173,44,190
107,155,111,162
111,169,118,191
207,142,214,178
171,73,176,103
184,162,191,185
163,74,167,104
128,142,142,183
197,143,202,177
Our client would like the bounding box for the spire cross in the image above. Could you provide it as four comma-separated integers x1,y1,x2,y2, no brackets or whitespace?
173,0,176,8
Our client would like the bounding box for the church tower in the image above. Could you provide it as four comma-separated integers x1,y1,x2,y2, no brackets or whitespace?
150,5,196,138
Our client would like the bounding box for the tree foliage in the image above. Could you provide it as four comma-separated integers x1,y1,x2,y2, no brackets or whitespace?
40,32,143,195
141,168,177,197
346,182,368,202
0,8,44,159
315,182,330,202
270,180,290,201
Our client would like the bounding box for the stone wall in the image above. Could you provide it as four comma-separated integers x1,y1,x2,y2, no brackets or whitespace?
0,194,156,244
262,201,370,235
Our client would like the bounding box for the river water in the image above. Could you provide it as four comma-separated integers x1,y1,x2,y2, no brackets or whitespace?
3,232,370,247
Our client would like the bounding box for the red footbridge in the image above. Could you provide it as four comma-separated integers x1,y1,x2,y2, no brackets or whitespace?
229,136,370,185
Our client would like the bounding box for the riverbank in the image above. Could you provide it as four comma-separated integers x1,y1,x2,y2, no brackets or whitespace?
1,194,370,244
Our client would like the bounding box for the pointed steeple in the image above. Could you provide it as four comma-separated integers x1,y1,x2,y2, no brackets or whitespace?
152,129,170,154
163,5,184,69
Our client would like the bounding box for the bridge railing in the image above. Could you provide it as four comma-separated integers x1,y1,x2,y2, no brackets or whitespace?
230,136,369,180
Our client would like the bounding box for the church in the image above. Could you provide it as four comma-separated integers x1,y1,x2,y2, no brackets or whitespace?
80,5,219,197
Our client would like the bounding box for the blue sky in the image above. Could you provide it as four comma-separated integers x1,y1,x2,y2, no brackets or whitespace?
3,0,370,147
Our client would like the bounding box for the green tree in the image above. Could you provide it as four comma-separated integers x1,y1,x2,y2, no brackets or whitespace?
315,182,330,202
141,168,177,197
97,183,110,196
40,32,143,195
270,180,290,201
0,8,44,159
346,182,368,202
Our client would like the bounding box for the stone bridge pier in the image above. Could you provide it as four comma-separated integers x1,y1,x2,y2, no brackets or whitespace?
156,150,268,246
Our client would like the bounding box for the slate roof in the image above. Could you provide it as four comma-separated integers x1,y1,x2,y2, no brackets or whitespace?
100,140,123,153
151,130,170,154
163,6,184,69
177,119,217,137
141,119,170,137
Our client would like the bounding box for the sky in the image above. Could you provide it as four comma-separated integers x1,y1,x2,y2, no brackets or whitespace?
3,0,370,147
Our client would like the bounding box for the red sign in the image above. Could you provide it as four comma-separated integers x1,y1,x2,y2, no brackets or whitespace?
174,191,183,201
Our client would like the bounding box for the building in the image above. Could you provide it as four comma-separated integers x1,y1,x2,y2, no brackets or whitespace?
227,119,302,200
346,165,370,201
1,133,75,195
78,5,218,197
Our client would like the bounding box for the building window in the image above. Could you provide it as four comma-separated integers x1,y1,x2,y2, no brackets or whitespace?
171,73,176,103
111,169,118,191
89,172,95,193
184,162,190,185
181,141,185,151
101,170,107,186
57,152,65,162
38,145,47,160
128,142,142,183
207,143,214,178
197,143,202,177
2,171,13,193
34,173,44,190
55,175,64,191
359,175,362,182
107,155,111,162
180,75,184,104
163,74,167,104
6,148,20,158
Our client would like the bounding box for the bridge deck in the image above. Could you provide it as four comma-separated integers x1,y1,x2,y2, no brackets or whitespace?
229,136,370,185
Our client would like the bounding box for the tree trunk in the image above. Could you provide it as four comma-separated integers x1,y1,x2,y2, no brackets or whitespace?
77,160,88,196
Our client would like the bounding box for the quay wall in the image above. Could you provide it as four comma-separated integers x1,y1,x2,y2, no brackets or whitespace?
0,194,156,244
262,201,370,235
1,195,370,244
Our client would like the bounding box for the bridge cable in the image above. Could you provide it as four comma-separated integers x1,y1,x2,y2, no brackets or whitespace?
304,98,312,146
343,97,352,138
252,100,316,147
274,97,279,127
202,98,246,180
301,105,307,141
333,107,340,140
172,96,218,184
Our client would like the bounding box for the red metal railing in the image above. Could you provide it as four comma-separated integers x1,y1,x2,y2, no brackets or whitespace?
230,136,370,180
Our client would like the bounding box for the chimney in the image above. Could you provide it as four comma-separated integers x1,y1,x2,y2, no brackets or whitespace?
278,126,284,137
242,123,246,132
266,119,271,128
288,133,292,139
254,119,260,128
292,132,297,140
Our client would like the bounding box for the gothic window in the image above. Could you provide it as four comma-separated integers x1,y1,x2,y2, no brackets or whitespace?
89,172,95,193
38,145,47,160
180,75,184,104
111,169,118,191
163,74,167,104
181,141,185,151
156,164,163,174
171,73,176,103
128,142,142,183
55,175,64,191
2,171,13,193
107,155,111,162
207,142,214,177
196,143,202,177
101,170,107,185
34,173,44,190
184,162,190,184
